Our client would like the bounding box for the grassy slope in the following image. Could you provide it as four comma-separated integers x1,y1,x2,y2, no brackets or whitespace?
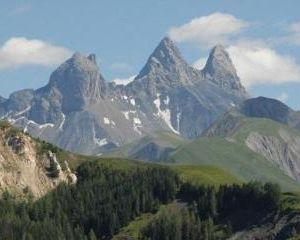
170,136,300,192
232,117,300,142
113,203,179,240
171,165,241,186
113,212,155,240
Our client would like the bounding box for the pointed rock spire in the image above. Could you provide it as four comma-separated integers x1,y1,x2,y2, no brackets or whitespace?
88,53,97,64
47,52,106,112
137,37,189,79
202,45,245,91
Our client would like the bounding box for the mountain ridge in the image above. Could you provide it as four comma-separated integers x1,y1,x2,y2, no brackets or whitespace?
0,37,248,155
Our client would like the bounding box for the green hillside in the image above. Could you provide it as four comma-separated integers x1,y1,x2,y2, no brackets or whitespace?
232,117,300,142
170,137,300,192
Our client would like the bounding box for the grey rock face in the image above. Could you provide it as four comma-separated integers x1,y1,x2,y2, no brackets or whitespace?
46,52,105,113
0,38,248,155
4,89,35,112
246,130,300,181
203,45,246,92
126,37,248,139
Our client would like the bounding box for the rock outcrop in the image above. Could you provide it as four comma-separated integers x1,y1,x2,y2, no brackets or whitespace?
0,122,76,198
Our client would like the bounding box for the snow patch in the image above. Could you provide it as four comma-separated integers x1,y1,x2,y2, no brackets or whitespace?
133,117,142,124
133,117,142,135
92,125,108,147
14,106,31,117
103,117,116,127
130,98,136,106
122,110,137,120
176,112,181,132
95,138,108,147
122,111,130,120
151,57,160,64
163,96,170,105
154,94,179,134
26,120,55,129
103,117,110,124
111,75,136,86
59,113,66,130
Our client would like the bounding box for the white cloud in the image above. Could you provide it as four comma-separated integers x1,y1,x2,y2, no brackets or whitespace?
168,12,249,48
226,42,300,88
277,92,289,102
192,40,300,88
192,58,206,70
0,37,72,69
111,75,136,86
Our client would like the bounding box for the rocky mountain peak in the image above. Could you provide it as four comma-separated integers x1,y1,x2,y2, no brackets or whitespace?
203,45,245,91
87,53,97,64
46,52,106,112
203,45,234,73
136,37,189,79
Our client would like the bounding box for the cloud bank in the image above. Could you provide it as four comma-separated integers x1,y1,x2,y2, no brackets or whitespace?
168,12,248,48
177,13,300,88
112,75,136,86
0,37,72,69
227,42,300,88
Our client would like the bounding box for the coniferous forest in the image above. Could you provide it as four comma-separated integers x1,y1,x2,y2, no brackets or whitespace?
0,159,283,240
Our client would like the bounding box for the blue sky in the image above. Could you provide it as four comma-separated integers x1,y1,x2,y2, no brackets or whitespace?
1,1,300,108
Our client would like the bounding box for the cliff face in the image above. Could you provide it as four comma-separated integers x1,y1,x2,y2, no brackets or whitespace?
0,122,76,198
246,129,300,182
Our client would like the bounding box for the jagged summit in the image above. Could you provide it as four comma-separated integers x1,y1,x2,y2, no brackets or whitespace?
203,45,234,74
0,38,249,155
87,53,97,64
45,52,106,112
136,37,190,79
150,37,184,65
202,44,245,91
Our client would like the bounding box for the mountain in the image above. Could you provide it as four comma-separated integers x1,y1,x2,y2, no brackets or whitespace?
171,123,300,191
0,121,76,198
239,96,300,129
200,97,300,184
202,45,245,91
0,37,248,155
